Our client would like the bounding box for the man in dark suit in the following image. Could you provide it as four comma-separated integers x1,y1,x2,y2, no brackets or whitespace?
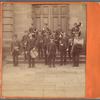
21,30,29,60
11,34,20,67
68,38,73,60
35,31,44,60
72,32,83,67
43,34,50,65
71,22,81,39
59,33,69,65
26,33,36,68
55,25,63,51
47,38,56,67
29,23,37,33
42,23,51,36
29,23,38,38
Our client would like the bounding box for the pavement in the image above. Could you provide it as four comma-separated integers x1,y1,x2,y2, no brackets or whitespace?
2,63,86,97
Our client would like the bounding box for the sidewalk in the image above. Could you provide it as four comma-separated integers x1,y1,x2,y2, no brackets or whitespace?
2,63,86,97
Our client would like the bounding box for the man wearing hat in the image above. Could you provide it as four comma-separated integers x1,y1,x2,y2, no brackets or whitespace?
11,34,20,67
29,23,38,38
29,23,37,33
42,23,51,36
35,31,44,60
71,22,81,39
55,24,63,51
26,33,36,68
43,34,50,65
47,37,56,67
68,38,73,60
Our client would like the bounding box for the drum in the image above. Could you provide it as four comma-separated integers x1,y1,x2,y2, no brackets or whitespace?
30,49,38,58
73,38,84,53
74,38,84,46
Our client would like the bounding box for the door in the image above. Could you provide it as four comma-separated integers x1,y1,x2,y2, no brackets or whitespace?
32,4,69,33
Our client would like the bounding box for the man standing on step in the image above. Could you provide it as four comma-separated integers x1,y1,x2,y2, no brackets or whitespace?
35,31,44,60
42,23,51,36
43,33,50,65
59,33,69,65
29,23,37,33
26,33,36,68
11,34,20,67
72,31,83,67
47,38,56,67
21,30,29,61
68,38,73,60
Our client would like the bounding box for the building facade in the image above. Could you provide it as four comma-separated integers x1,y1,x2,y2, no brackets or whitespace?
2,4,86,54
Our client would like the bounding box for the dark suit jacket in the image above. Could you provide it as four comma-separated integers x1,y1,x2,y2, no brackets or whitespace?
43,36,50,48
47,42,56,54
11,40,20,53
35,35,44,48
42,27,51,35
59,37,69,51
26,38,36,52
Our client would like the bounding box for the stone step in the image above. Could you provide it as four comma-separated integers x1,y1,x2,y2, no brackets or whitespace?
5,53,86,64
7,60,86,64
6,58,86,64
6,55,86,60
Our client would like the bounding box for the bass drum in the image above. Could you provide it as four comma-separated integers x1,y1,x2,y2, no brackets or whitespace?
30,50,38,58
73,38,84,53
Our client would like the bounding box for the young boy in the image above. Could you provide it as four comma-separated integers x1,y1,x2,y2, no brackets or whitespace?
59,34,69,65
47,38,56,67
11,34,20,67
27,33,36,68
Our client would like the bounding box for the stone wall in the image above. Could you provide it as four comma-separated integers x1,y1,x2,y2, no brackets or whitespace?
69,4,87,39
13,4,32,40
2,4,86,54
2,4,13,51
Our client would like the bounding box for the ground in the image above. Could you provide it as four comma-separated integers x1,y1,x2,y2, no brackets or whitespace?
2,63,86,98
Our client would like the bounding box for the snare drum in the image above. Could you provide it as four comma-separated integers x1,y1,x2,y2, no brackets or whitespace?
30,50,38,58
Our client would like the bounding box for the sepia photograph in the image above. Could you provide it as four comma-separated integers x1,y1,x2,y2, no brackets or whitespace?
2,3,86,97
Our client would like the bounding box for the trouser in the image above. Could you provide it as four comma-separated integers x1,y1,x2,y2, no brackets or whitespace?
28,53,35,67
60,49,67,65
68,45,72,60
38,45,43,60
23,47,27,60
44,47,48,65
48,53,56,67
12,50,19,66
72,52,80,66
56,40,59,51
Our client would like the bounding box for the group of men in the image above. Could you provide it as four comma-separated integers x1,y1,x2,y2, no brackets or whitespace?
11,22,83,68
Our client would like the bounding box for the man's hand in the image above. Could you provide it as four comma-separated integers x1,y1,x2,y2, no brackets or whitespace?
66,48,68,51
25,51,27,54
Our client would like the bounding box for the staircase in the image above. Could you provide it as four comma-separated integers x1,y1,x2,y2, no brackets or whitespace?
5,52,86,64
